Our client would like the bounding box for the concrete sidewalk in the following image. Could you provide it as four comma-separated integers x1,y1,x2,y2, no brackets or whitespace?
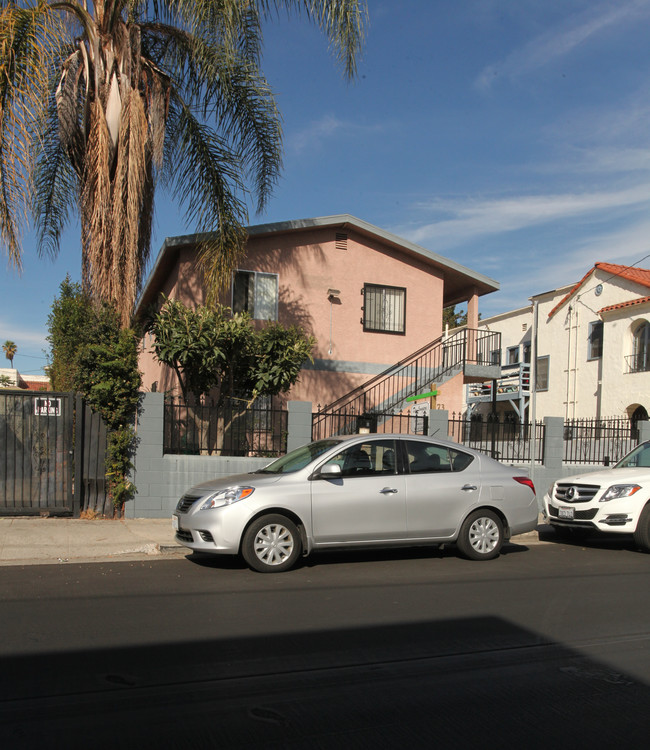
0,516,550,566
0,517,185,566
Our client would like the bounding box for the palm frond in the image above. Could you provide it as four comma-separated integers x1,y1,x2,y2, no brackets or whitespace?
165,93,248,302
142,21,282,212
0,2,66,267
33,83,79,261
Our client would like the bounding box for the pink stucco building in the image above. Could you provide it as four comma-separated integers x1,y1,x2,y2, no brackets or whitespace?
136,215,500,415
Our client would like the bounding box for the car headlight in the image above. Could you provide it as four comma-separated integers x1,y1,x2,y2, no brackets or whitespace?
600,484,641,502
199,486,255,510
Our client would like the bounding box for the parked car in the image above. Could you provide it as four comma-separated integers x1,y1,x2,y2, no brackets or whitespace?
543,440,650,550
172,433,537,572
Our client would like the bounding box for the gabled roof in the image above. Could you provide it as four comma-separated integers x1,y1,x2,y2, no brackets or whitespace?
136,214,500,316
547,262,650,318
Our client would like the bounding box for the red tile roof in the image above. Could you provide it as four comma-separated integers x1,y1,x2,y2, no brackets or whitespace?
599,295,650,314
548,263,650,318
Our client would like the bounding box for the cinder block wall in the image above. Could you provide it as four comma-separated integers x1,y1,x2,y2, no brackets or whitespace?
127,394,650,518
126,393,313,518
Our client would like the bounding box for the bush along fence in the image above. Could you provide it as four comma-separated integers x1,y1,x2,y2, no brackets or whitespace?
128,393,650,518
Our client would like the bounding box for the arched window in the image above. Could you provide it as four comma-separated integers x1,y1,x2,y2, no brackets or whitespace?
633,321,650,372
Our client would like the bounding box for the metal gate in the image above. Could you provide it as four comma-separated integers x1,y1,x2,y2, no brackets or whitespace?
0,392,74,515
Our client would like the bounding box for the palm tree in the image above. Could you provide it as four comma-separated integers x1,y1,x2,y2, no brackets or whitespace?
0,1,365,325
2,340,17,367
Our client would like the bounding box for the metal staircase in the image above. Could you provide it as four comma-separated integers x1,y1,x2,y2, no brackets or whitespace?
313,328,501,435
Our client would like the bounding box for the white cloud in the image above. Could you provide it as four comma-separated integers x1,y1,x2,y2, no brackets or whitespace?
287,114,386,154
0,320,48,349
400,184,650,249
476,0,650,91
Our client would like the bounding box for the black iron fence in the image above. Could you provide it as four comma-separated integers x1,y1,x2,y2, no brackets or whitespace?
0,392,74,515
312,409,428,442
164,397,288,457
563,417,638,465
448,414,545,463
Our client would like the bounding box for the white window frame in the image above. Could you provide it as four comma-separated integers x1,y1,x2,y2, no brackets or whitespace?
232,270,279,321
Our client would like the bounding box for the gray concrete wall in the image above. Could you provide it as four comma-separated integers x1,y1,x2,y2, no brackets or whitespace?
126,394,650,518
127,394,312,518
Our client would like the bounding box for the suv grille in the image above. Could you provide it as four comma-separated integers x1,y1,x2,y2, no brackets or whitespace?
548,506,598,520
176,494,200,513
554,483,600,503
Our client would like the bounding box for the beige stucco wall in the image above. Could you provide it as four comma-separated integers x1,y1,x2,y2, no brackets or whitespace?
475,268,650,421
600,304,650,417
139,226,448,407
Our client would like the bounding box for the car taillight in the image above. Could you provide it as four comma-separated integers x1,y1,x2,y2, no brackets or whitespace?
513,476,536,494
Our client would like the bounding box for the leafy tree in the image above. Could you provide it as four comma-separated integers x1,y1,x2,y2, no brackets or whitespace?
46,276,94,390
147,297,315,403
443,306,467,329
1,1,366,325
47,278,141,514
2,340,17,367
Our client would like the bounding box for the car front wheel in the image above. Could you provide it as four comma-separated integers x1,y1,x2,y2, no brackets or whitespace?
633,504,650,552
457,509,504,560
242,514,302,572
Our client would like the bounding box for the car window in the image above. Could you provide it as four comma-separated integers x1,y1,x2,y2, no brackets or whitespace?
405,441,474,473
405,441,452,473
257,439,341,474
616,442,650,468
449,448,474,472
327,439,398,478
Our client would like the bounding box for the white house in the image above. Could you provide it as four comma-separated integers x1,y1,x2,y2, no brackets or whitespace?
466,262,650,425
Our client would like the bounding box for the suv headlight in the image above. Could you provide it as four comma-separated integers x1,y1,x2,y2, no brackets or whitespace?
200,486,255,510
600,484,641,502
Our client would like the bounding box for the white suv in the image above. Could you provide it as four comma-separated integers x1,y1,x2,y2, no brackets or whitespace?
543,441,650,550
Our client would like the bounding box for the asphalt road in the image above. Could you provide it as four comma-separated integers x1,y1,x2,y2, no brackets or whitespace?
1,536,650,749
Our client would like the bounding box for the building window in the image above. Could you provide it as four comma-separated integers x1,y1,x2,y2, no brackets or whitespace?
363,284,406,334
523,342,531,363
232,270,278,320
632,321,650,373
535,355,549,391
588,321,603,360
507,346,519,365
490,349,500,365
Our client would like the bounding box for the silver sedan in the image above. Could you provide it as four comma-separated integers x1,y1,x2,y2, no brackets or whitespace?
172,434,538,572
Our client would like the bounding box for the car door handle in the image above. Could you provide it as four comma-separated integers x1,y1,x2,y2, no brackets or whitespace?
380,487,399,494
462,484,478,491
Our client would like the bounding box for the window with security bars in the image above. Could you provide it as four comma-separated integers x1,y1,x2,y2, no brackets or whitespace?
363,284,406,334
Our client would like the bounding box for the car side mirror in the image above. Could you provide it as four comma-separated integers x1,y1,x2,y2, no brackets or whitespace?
318,463,342,478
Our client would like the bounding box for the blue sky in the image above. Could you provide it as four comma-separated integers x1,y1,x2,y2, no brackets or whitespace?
4,0,650,375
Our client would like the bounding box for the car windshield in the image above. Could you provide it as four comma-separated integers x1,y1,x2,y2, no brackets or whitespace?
615,442,650,468
255,439,342,474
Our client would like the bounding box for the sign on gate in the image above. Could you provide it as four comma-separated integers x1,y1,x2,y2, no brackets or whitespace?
34,397,62,417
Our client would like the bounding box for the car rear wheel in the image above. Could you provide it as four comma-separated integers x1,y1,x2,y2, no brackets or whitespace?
633,504,650,552
242,514,302,573
457,509,503,560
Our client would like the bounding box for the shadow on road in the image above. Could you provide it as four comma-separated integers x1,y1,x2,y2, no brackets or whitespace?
2,613,649,749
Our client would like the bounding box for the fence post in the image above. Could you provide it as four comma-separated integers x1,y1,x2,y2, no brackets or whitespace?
543,416,564,473
126,392,164,518
427,409,449,439
287,401,313,453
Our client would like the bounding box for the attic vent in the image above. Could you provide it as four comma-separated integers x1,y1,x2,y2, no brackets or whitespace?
335,232,348,251
522,323,528,331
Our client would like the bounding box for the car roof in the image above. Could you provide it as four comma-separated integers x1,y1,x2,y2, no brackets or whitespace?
329,433,472,451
